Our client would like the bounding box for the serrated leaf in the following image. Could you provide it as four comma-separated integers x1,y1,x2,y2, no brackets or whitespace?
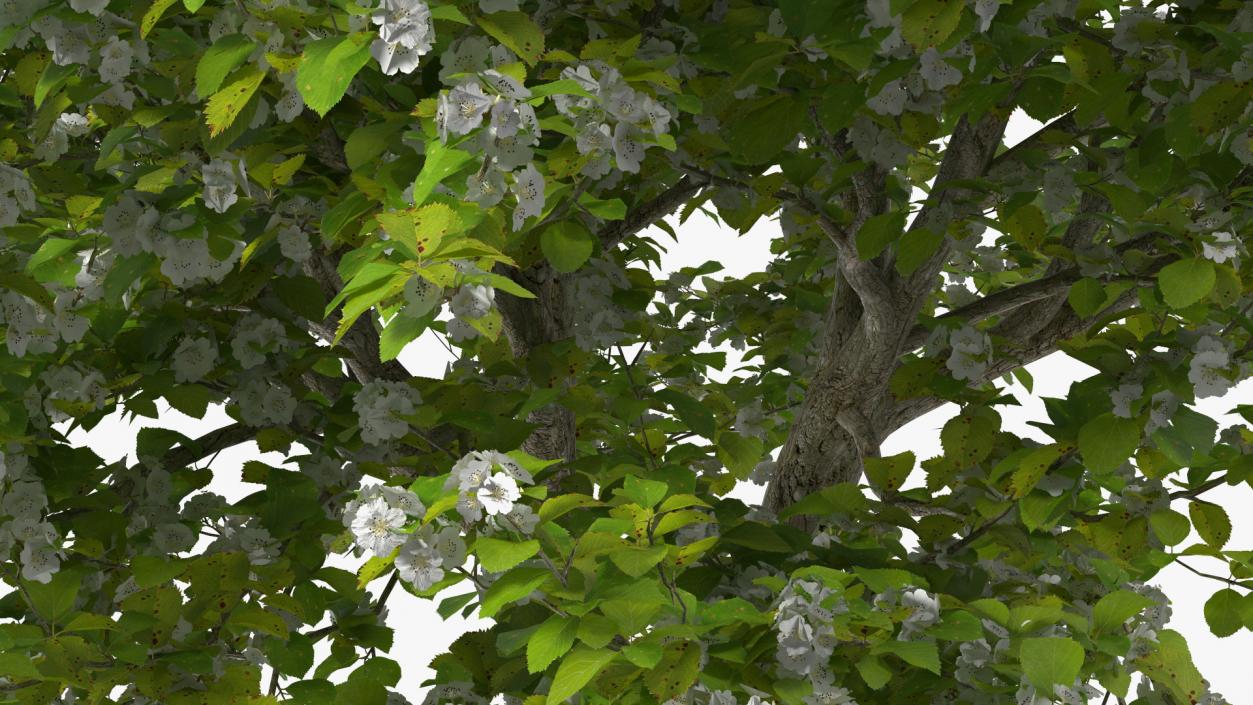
1158,257,1215,309
1003,203,1047,251
1092,589,1155,634
141,0,179,38
856,654,891,689
540,221,596,273
477,12,545,66
205,67,265,137
608,544,669,578
475,537,540,573
872,639,940,675
644,641,702,702
863,451,915,492
196,34,257,97
1202,589,1244,637
1067,277,1106,317
1189,501,1231,549
527,615,578,674
1149,507,1190,546
1019,636,1084,690
855,210,906,260
1009,443,1065,499
480,566,549,618
1078,413,1140,473
547,646,616,705
901,0,964,50
297,32,373,117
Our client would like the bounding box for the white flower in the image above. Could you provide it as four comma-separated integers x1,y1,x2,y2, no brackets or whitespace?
450,284,494,320
277,224,312,262
867,80,907,116
173,336,216,383
476,472,520,516
396,533,445,590
1110,382,1142,418
103,194,160,256
919,48,961,90
98,36,134,84
432,526,467,568
353,380,422,445
69,0,109,15
974,0,1000,31
231,315,286,368
1201,231,1238,264
379,485,426,517
152,522,196,553
464,169,506,208
612,122,647,173
446,317,479,343
202,159,240,213
371,0,434,76
20,541,60,583
439,81,493,139
402,275,442,317
3,481,47,519
448,451,493,492
350,497,408,555
510,164,544,231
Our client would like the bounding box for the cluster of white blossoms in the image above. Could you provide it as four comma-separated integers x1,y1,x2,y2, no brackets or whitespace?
172,336,218,384
847,114,913,170
39,365,107,424
1188,335,1233,399
231,314,289,369
235,376,297,427
554,61,673,178
33,112,90,162
343,484,467,590
565,257,633,351
444,450,533,523
101,194,243,288
0,463,60,583
773,579,853,705
0,165,37,228
203,516,282,565
353,380,422,445
0,291,58,358
371,0,435,76
434,68,544,229
945,324,992,382
663,684,779,705
202,158,248,214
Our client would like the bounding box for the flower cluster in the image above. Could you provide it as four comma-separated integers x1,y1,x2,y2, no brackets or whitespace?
344,484,427,556
101,194,243,288
445,450,533,522
773,579,842,691
565,257,632,351
945,324,992,382
353,380,423,445
552,62,673,178
1188,335,1232,399
0,462,60,583
370,0,435,76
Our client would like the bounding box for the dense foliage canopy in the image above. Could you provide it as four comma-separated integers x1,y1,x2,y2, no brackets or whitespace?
0,0,1250,703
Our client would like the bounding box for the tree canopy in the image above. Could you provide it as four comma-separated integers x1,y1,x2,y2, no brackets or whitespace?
0,0,1250,703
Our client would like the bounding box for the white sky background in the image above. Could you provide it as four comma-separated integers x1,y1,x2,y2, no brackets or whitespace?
60,111,1253,700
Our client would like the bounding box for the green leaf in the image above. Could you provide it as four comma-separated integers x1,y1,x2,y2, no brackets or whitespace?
940,406,999,468
1008,443,1066,499
621,475,669,508
379,313,428,362
475,537,541,573
643,641,702,702
608,544,669,577
855,210,906,260
1158,257,1216,309
527,615,578,674
1067,277,1107,317
863,451,915,492
22,570,82,623
1092,589,1155,634
184,0,206,11
856,654,892,689
546,646,616,705
1189,501,1231,549
901,0,964,50
480,566,549,618
894,228,944,277
872,640,940,675
654,389,716,439
132,555,190,588
227,604,289,638
196,34,258,97
356,555,394,589
1203,589,1244,638
477,12,545,66
1078,413,1140,473
1003,203,1048,251
716,432,763,478
1148,508,1190,546
541,221,595,273
296,32,374,117
141,0,179,38
726,95,807,165
205,67,265,137
1019,637,1084,691
1135,629,1206,704
411,140,474,208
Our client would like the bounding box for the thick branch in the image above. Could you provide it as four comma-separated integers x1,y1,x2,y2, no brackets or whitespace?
598,175,705,250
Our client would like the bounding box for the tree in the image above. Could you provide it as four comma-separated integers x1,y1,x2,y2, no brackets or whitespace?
0,0,1249,702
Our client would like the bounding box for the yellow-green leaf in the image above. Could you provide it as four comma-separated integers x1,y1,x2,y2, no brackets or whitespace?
205,67,266,137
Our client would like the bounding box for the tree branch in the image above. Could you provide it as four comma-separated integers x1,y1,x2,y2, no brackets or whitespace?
598,175,705,250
